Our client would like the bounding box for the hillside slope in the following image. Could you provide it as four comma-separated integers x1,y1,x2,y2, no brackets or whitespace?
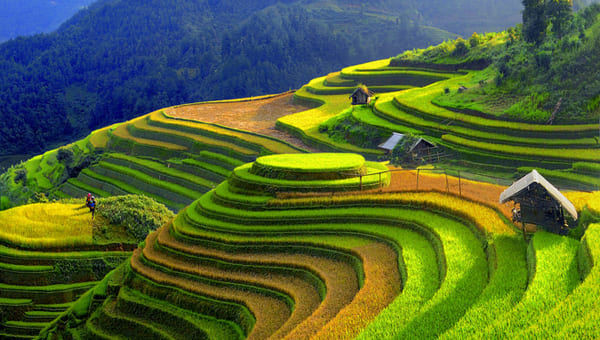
0,0,458,158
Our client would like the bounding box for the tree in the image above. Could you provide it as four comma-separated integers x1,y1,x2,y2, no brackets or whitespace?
522,0,547,44
546,0,573,39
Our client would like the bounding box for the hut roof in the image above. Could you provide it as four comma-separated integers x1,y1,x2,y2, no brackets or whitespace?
349,86,372,98
408,138,435,152
499,169,578,220
378,132,405,151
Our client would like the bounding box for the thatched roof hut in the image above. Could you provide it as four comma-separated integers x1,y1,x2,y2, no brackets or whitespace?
349,86,372,105
500,169,577,235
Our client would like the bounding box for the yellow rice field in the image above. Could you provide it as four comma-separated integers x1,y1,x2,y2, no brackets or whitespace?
0,202,93,248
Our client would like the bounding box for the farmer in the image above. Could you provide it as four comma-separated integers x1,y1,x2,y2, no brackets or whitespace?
85,193,96,219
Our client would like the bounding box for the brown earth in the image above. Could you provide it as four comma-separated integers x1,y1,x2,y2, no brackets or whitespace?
165,92,321,152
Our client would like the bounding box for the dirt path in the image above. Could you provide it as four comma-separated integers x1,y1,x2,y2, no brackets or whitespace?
165,92,321,152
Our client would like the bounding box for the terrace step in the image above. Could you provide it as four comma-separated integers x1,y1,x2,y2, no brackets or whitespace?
34,302,72,312
79,168,181,211
129,117,256,162
23,310,62,322
92,162,202,203
0,332,34,340
0,262,55,286
77,170,131,197
123,270,255,337
167,158,228,184
115,286,242,340
470,232,580,339
152,109,304,155
2,321,47,336
102,154,214,194
0,281,97,305
129,247,291,340
92,297,174,340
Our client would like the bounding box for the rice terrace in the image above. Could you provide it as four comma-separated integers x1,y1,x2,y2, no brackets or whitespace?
3,6,600,339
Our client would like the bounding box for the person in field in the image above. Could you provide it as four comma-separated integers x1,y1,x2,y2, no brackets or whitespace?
85,193,96,219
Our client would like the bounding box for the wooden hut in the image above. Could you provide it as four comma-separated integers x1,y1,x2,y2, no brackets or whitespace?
408,138,436,157
499,169,578,235
349,86,372,105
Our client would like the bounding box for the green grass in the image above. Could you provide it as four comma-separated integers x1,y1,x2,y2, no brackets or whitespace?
229,161,389,193
517,224,600,338
438,235,528,339
392,74,598,135
253,153,365,173
443,134,600,162
468,231,580,339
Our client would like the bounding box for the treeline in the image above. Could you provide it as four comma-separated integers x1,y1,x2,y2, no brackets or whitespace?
0,0,453,157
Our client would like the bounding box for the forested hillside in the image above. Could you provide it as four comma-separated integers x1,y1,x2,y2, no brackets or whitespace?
0,0,528,159
0,0,95,42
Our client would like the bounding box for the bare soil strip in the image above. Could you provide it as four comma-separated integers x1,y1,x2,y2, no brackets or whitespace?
166,93,321,152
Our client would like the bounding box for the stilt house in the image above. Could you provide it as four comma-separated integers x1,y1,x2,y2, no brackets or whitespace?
499,169,578,235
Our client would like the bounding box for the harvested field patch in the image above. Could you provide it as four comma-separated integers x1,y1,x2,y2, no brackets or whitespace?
165,93,320,152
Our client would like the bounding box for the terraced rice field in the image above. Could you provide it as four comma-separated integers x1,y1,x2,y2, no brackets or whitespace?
274,58,600,188
45,153,600,339
0,203,133,340
54,105,307,211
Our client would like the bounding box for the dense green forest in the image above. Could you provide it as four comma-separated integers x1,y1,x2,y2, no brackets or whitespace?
0,0,95,42
0,0,530,159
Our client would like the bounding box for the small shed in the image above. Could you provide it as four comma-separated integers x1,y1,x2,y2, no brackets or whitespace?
408,138,436,157
378,132,405,153
499,169,577,235
349,86,372,105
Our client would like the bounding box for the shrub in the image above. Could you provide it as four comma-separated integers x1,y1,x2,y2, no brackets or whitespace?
453,38,469,56
56,148,74,165
14,168,27,184
96,195,174,242
469,32,484,47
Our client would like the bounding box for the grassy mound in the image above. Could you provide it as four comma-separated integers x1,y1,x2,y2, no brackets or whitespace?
250,153,367,180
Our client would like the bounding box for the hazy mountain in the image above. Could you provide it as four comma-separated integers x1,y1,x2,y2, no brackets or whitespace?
0,0,96,42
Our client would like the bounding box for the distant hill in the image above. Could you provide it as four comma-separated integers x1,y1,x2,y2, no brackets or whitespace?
0,0,525,158
0,0,96,42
